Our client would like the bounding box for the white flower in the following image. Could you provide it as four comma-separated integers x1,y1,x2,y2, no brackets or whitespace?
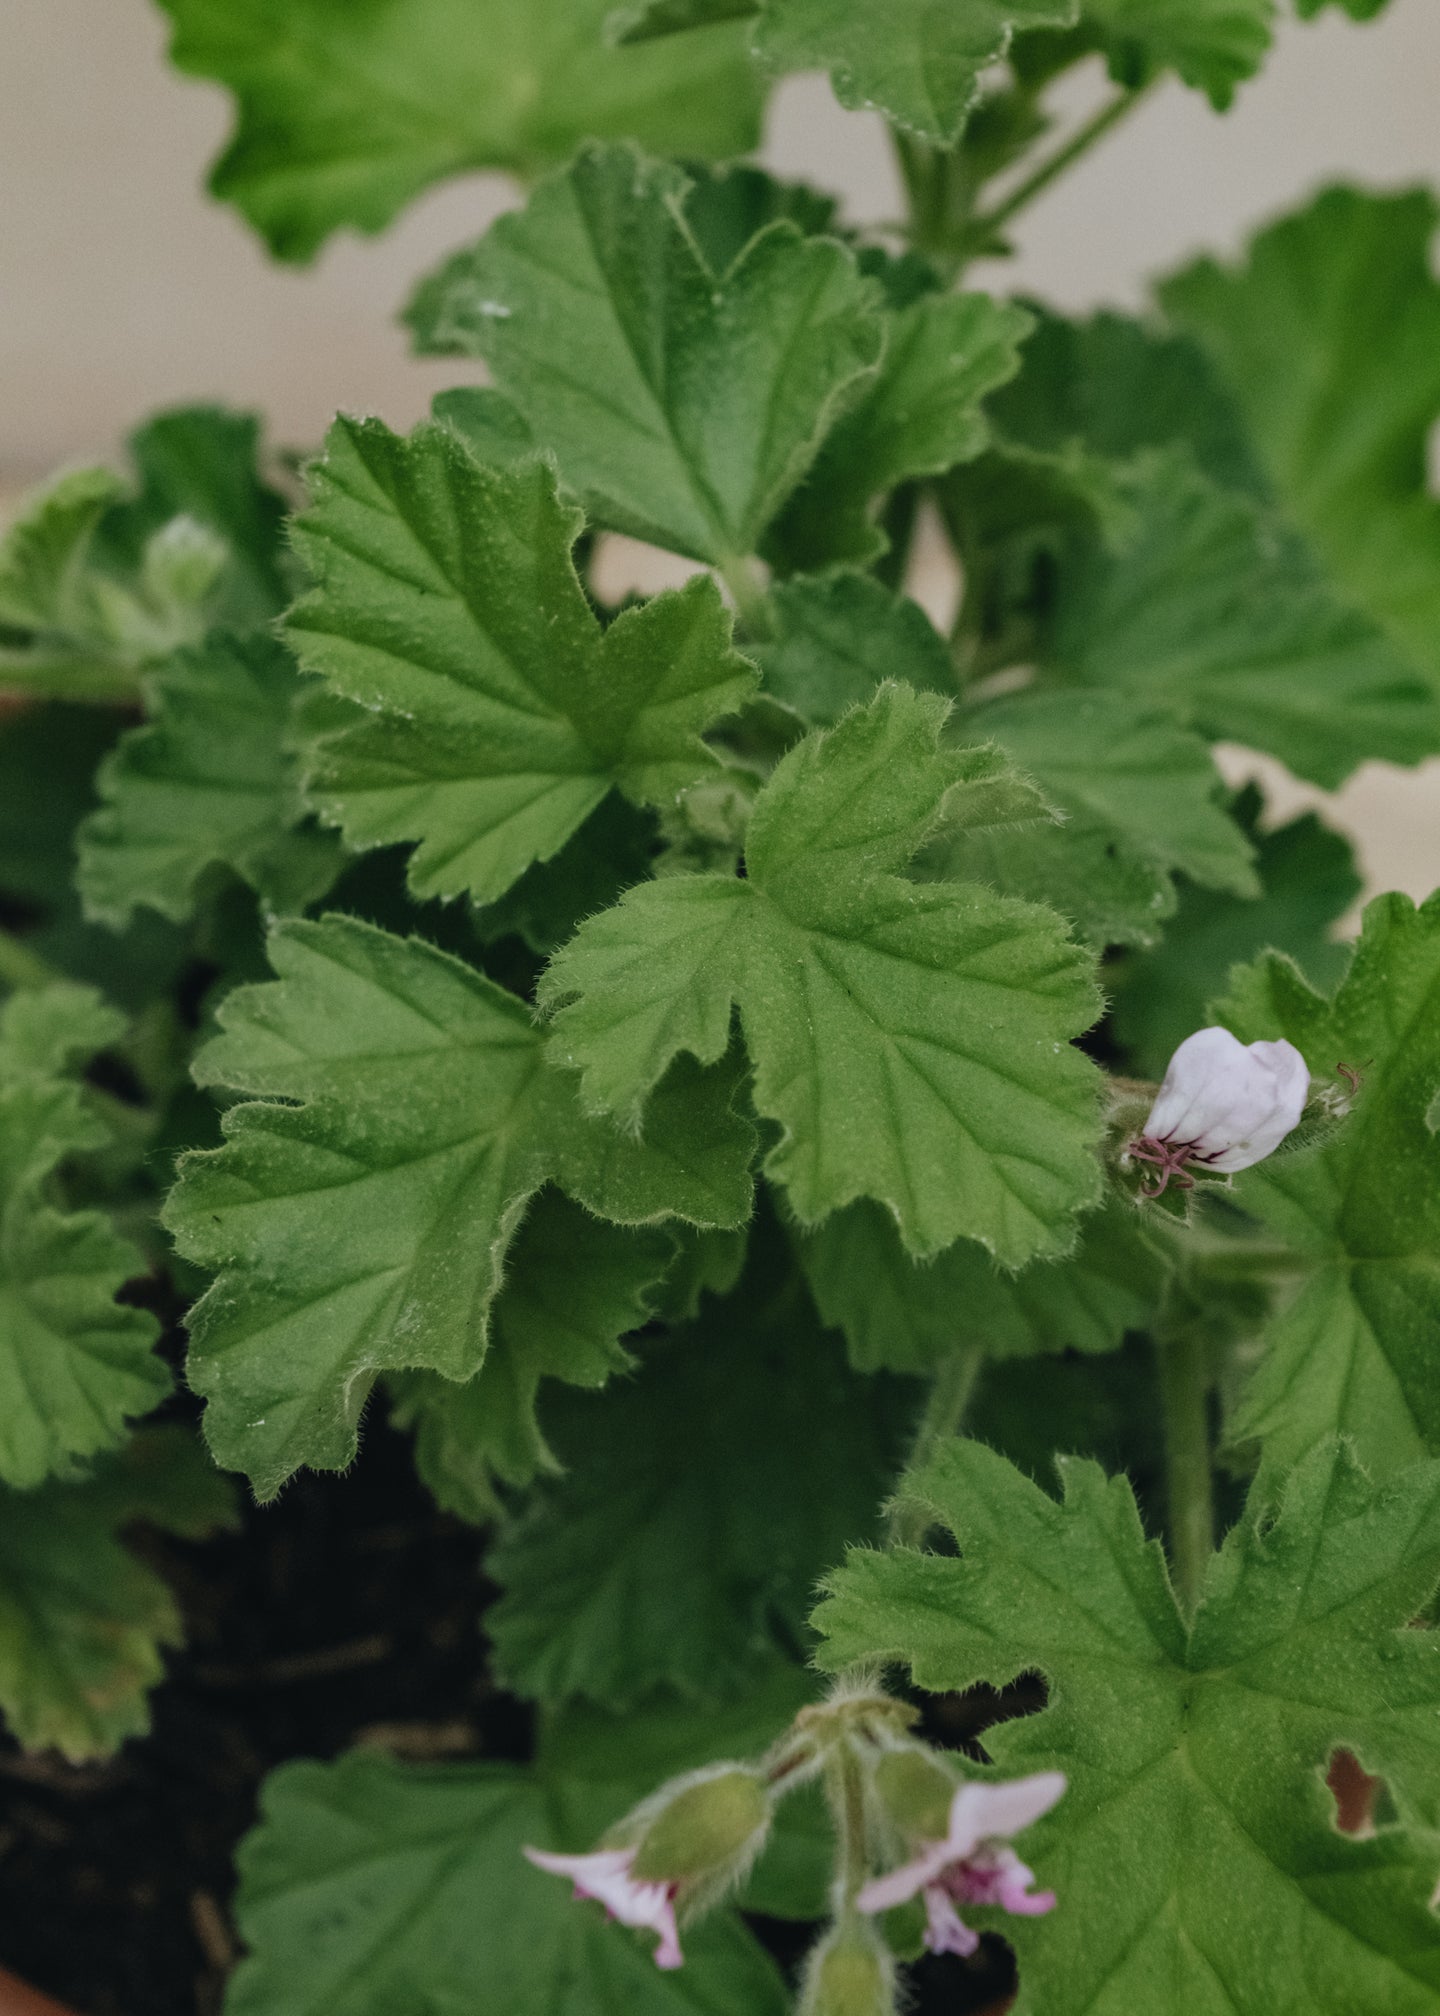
522,1846,683,1969
855,1771,1066,1958
1132,1026,1309,1194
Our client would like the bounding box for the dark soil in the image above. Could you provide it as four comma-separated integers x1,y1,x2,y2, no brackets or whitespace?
0,1408,1019,2016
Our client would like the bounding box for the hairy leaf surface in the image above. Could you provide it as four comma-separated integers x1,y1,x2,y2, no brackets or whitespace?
816,1437,1440,2015
1162,187,1440,689
0,1429,236,1760
225,1748,787,2015
166,918,754,1497
288,418,755,903
0,986,166,1489
542,684,1104,1265
407,145,884,566
1215,894,1440,1479
156,0,761,261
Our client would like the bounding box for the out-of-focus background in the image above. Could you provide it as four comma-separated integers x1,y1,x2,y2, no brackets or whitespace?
4,0,1439,906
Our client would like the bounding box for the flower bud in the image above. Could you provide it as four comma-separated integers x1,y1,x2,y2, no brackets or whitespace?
873,1745,958,1841
631,1767,770,1884
1132,1026,1309,1194
799,1921,897,2016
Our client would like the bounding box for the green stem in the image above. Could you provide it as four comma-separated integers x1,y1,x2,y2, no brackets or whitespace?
718,555,773,643
827,1739,872,1906
1156,1329,1215,1615
887,1345,985,1549
0,925,63,992
968,83,1152,247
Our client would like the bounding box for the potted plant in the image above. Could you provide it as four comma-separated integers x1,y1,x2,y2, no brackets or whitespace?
2,2,1438,2012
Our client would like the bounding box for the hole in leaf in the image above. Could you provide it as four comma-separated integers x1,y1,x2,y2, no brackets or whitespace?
1327,1748,1383,1837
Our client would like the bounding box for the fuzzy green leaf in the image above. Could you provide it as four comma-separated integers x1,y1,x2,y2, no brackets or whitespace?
1213,893,1440,1480
797,1198,1167,1373
0,1428,236,1761
487,1226,915,1706
816,1436,1440,2015
156,0,762,263
390,1191,676,1521
288,418,755,904
0,986,167,1490
751,0,1078,146
406,144,884,566
225,1747,788,2015
1110,786,1360,1079
1044,450,1440,788
77,632,340,928
773,293,1033,568
940,689,1258,949
1161,187,1440,691
754,571,955,726
165,917,754,1498
0,406,289,702
1081,0,1274,106
541,684,1103,1266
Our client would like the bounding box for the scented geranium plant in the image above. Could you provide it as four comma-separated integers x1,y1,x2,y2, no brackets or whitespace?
3,0,1440,2010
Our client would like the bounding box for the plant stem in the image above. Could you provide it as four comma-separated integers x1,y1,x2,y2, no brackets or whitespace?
1156,1329,1215,1615
827,1738,872,1906
968,83,1151,247
887,1345,985,1549
0,925,62,992
718,554,773,642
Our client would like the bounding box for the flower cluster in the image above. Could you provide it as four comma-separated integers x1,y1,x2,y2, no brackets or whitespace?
521,1682,1065,2006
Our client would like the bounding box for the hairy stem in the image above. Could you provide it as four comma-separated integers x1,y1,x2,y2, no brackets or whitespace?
718,554,773,642
887,1344,985,1549
969,83,1152,247
1157,1329,1215,1615
827,1738,872,1906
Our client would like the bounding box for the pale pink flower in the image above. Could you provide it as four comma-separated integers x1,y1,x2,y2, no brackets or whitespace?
857,1771,1065,1958
1131,1026,1309,1196
523,1845,683,1969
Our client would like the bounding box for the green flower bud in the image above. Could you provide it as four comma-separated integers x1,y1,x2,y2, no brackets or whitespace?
800,1921,897,2016
873,1745,957,1840
631,1767,770,1883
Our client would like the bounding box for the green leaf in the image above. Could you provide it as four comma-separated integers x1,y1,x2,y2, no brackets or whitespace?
1161,187,1440,691
796,1197,1167,1373
1043,449,1440,788
472,796,660,958
987,307,1265,498
613,0,761,38
0,1427,236,1761
156,0,763,263
772,292,1033,569
390,1190,676,1521
0,985,167,1490
754,571,955,726
164,916,754,1498
1294,0,1390,15
541,684,1104,1267
750,0,1079,146
1110,785,1361,1079
225,1747,788,2015
815,1436,1440,2016
1081,0,1275,107
406,144,885,567
76,632,340,929
1212,893,1440,1480
939,688,1258,949
0,405,289,701
93,405,291,629
287,418,756,905
486,1224,916,1707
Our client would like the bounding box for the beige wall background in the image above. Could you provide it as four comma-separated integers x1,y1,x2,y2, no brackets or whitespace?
3,0,1439,904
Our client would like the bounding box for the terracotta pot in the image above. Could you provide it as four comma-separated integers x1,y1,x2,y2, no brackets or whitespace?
0,1968,80,2016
